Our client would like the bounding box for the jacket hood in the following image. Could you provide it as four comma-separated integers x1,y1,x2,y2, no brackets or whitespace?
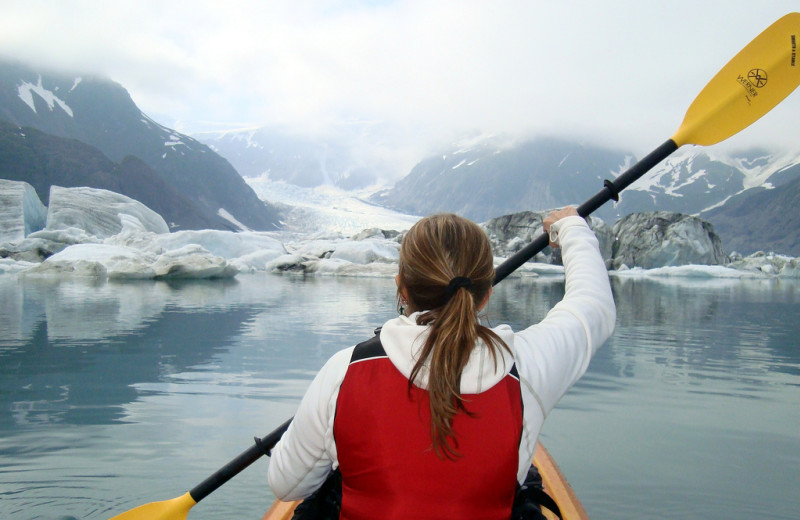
379,312,516,394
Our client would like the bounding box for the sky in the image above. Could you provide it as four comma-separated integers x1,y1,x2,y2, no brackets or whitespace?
1,0,799,173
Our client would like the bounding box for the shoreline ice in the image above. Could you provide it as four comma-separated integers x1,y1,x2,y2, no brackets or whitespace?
2,227,798,281
1,180,798,281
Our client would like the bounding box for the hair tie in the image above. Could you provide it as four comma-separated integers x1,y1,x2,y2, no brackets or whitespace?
444,276,473,301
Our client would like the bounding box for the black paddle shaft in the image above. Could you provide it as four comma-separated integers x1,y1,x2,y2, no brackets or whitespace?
492,138,679,285
186,138,680,504
189,418,292,503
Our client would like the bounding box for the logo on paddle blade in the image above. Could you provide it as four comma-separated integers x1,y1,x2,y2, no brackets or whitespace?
747,69,768,87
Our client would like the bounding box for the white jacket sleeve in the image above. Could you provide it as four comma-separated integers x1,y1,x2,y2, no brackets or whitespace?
514,216,616,481
267,346,353,500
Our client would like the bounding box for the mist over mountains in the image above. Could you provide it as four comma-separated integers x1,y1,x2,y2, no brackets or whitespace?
2,58,800,256
196,126,392,190
203,124,800,255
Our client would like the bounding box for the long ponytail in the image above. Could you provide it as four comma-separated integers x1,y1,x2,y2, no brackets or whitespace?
399,214,509,459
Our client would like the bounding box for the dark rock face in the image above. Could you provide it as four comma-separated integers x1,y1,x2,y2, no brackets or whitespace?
483,210,613,267
610,212,728,269
483,209,727,270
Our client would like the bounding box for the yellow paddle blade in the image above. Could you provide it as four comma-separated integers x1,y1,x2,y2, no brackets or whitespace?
672,12,800,147
108,492,196,520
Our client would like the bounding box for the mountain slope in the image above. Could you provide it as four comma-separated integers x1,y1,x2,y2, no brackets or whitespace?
367,136,800,255
370,137,632,223
702,164,800,256
0,120,216,228
0,59,281,231
615,152,745,215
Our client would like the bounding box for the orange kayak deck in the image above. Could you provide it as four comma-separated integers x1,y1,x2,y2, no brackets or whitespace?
263,442,588,520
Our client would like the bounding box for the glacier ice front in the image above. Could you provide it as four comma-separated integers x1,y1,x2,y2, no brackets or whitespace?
2,180,800,281
0,179,47,242
45,185,169,238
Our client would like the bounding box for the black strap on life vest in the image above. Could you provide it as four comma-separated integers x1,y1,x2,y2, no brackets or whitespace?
512,465,564,520
290,330,564,520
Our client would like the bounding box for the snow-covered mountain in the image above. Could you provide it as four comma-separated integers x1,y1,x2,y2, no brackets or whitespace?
618,147,800,216
366,136,800,254
370,136,800,218
701,164,800,256
369,136,634,223
0,59,281,231
195,121,419,190
3,58,798,254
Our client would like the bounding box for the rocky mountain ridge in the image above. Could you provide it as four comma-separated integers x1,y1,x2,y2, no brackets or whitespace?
372,137,800,256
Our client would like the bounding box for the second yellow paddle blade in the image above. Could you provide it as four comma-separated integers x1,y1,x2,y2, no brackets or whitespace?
108,492,196,520
673,12,800,147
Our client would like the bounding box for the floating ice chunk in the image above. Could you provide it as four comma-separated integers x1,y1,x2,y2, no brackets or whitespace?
0,180,47,242
0,257,38,275
21,241,238,280
314,258,398,277
152,229,285,260
24,243,155,279
46,186,169,239
329,239,399,264
150,244,238,279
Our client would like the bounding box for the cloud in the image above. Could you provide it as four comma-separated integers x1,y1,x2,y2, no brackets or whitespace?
2,0,799,163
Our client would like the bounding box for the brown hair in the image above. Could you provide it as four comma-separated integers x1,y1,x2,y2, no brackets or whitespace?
398,213,509,459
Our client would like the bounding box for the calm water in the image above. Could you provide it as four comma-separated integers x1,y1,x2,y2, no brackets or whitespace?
1,273,798,520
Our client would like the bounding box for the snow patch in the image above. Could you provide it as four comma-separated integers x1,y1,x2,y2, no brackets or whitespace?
218,208,251,232
17,76,74,117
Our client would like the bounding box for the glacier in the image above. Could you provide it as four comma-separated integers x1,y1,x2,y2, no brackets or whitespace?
0,179,47,242
1,179,799,281
46,185,170,238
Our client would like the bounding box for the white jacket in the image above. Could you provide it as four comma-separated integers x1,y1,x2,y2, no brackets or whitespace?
268,216,616,500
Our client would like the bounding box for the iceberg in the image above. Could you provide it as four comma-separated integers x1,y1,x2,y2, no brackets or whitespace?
149,244,238,279
0,179,47,242
23,242,238,280
108,228,286,273
611,212,728,269
23,243,156,279
330,240,399,264
46,186,169,239
1,183,800,282
152,230,285,264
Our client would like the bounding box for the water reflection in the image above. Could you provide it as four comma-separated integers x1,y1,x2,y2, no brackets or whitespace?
0,275,398,431
1,274,798,520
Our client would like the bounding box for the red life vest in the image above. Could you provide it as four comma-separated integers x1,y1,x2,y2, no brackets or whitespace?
333,337,523,520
